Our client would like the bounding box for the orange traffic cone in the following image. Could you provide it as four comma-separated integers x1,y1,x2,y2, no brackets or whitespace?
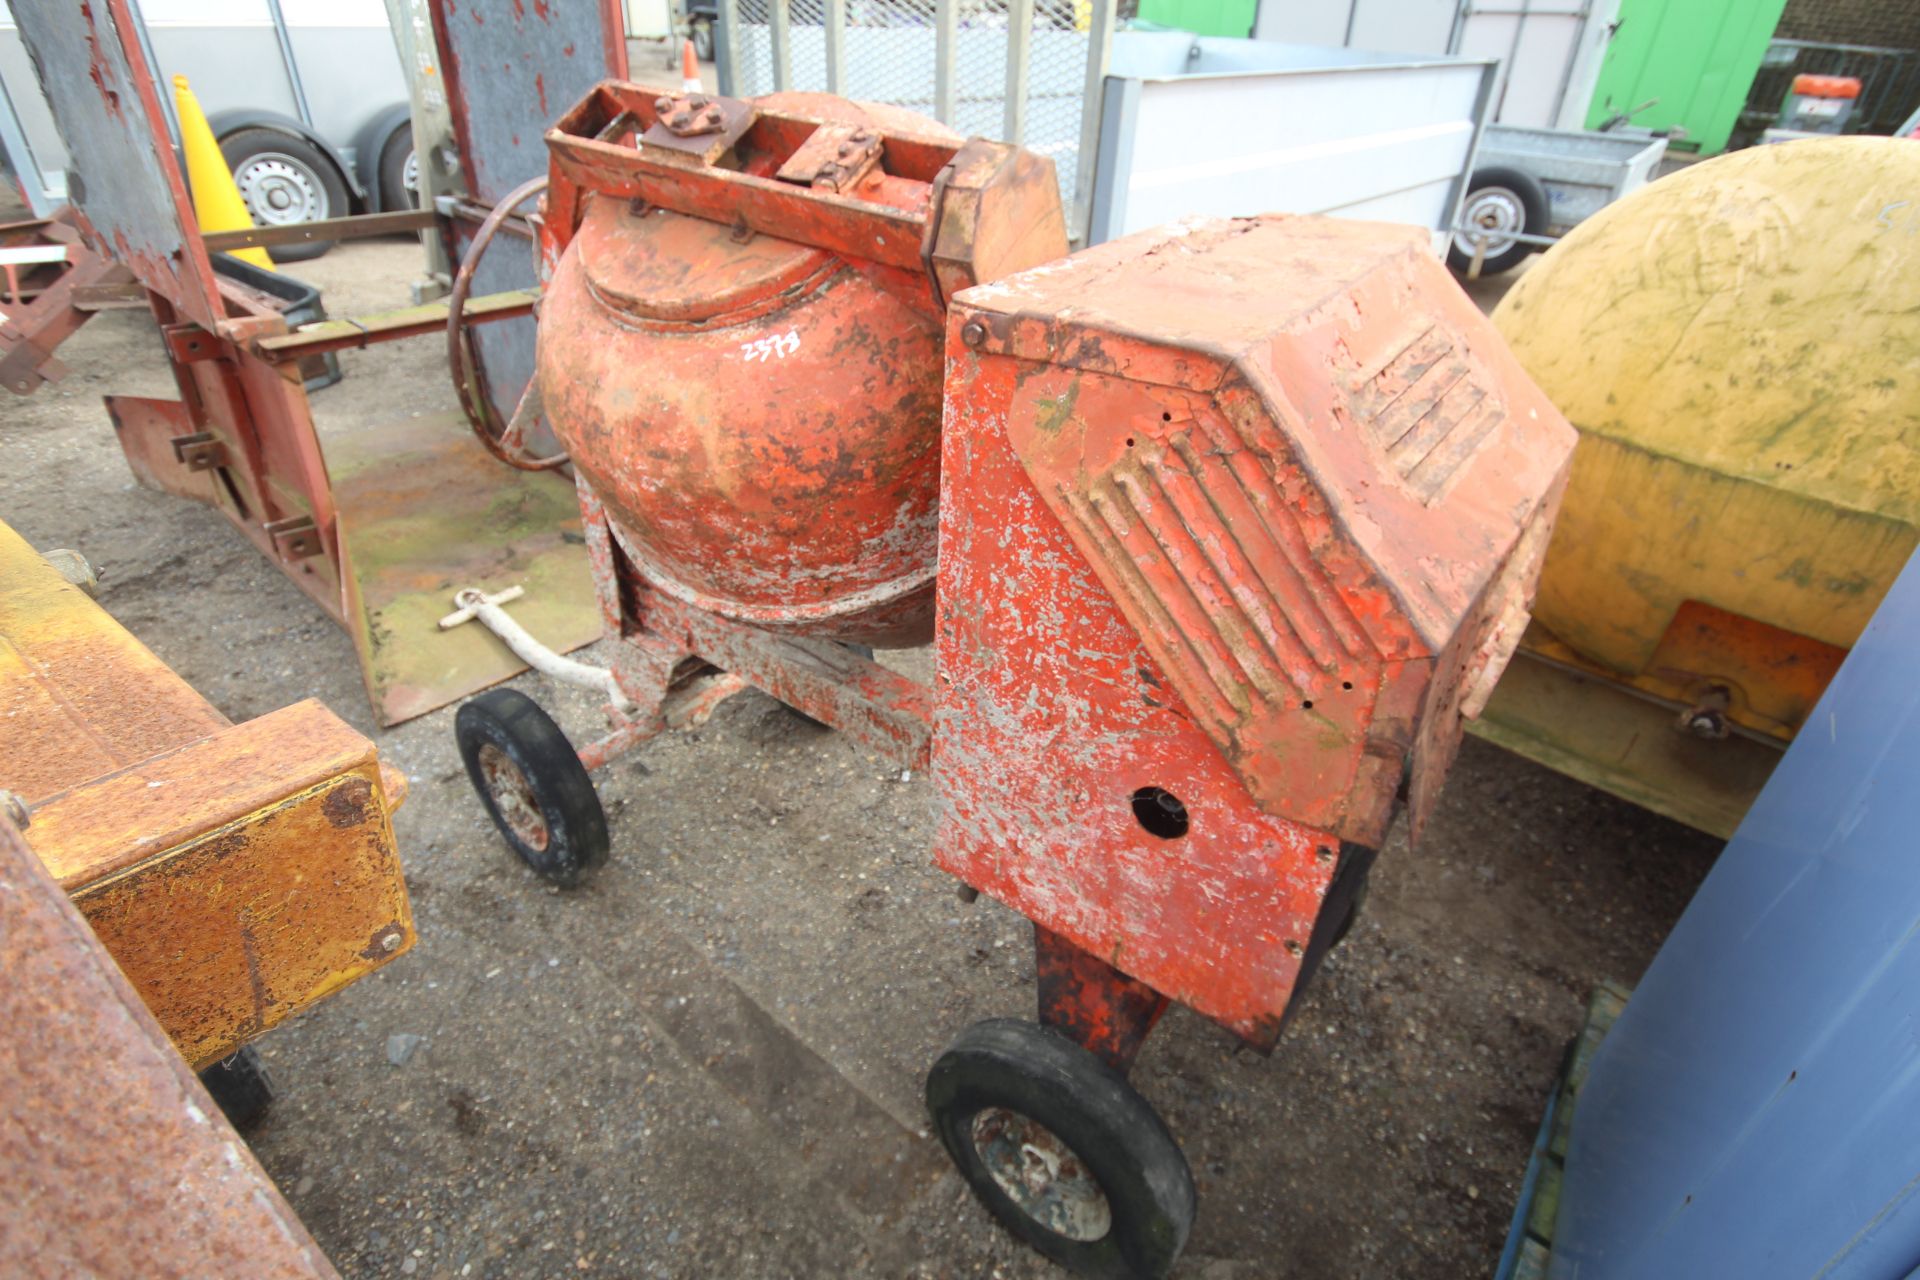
173,75,273,271
681,39,702,94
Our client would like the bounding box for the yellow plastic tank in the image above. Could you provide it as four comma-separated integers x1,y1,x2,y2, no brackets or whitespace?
1493,137,1920,745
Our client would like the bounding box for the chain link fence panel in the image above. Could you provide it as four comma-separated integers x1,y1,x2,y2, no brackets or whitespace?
722,0,1104,230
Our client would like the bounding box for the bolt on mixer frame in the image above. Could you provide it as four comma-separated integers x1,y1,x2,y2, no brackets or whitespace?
449,81,1576,1280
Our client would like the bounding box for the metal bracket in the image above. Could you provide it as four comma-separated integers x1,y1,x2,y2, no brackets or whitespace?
161,324,220,364
262,515,321,560
775,124,884,193
919,160,958,312
639,94,757,166
652,93,727,137
170,432,229,472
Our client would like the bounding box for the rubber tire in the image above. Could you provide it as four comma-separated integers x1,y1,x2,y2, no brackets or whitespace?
1447,164,1549,277
378,124,417,212
927,1019,1196,1280
455,688,609,887
692,18,714,62
199,1046,274,1131
1331,873,1370,951
218,128,350,263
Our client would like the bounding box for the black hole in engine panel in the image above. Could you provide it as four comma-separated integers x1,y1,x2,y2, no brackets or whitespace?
1131,786,1189,839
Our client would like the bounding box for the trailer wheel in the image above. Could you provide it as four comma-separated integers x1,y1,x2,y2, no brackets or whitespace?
456,688,609,887
1448,165,1549,276
220,128,350,262
927,1019,1195,1280
199,1045,274,1130
691,18,714,62
378,124,419,211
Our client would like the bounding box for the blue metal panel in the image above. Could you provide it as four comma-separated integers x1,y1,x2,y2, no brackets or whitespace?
1550,547,1920,1279
428,0,623,205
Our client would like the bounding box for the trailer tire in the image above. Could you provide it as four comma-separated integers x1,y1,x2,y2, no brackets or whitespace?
199,1045,275,1130
927,1018,1195,1280
1448,165,1548,276
378,124,419,212
220,128,350,262
692,18,714,62
456,688,609,887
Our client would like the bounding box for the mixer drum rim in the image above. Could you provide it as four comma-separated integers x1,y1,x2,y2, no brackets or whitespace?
603,511,936,628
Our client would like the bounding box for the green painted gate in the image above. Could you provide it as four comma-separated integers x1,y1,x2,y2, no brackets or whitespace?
1584,0,1789,154
1135,0,1257,40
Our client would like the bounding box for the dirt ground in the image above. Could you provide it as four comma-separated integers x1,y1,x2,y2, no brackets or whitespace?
1,232,1720,1280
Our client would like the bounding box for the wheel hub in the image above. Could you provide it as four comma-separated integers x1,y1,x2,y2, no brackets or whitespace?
235,154,324,226
1456,185,1525,259
477,743,551,852
970,1106,1112,1242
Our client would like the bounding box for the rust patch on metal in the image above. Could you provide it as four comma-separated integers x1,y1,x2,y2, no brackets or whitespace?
0,816,339,1278
1033,925,1169,1074
321,775,375,828
359,923,409,961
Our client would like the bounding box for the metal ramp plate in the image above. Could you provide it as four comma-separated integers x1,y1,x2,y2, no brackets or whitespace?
328,410,601,727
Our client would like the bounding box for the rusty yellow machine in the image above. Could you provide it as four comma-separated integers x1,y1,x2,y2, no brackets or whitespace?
0,518,413,1121
439,80,1576,1279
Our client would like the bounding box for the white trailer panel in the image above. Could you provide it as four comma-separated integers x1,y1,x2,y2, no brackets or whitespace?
1090,34,1495,252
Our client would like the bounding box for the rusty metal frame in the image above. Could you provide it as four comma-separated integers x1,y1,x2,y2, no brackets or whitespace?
0,816,339,1279
0,518,414,1071
0,209,132,395
8,1,607,726
542,83,1069,309
569,479,934,774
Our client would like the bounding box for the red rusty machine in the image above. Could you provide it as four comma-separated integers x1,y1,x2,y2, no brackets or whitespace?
447,81,1575,1280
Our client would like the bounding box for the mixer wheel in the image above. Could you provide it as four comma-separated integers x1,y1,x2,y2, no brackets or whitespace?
927,1018,1194,1280
456,688,609,887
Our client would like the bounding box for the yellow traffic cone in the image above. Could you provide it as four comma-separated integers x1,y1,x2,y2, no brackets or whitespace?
173,74,273,271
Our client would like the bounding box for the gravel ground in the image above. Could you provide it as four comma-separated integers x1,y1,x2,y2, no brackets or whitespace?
1,233,1718,1279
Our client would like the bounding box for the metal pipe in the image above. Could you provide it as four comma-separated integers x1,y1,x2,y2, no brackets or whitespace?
1073,0,1118,246
1496,0,1531,119
716,0,741,95
1447,0,1469,55
770,0,793,92
1004,0,1034,142
440,587,633,711
263,0,315,129
824,0,847,93
935,0,959,126
1548,1,1596,127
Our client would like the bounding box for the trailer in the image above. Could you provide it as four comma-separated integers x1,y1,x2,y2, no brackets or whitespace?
1,0,416,258
1450,121,1665,275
